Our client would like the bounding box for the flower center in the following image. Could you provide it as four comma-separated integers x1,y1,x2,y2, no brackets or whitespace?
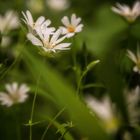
67,25,75,33
9,92,20,103
44,41,54,49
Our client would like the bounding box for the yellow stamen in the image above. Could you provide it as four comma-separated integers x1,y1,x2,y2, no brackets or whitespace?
67,25,75,33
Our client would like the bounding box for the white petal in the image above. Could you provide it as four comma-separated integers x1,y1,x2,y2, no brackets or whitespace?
19,84,29,95
55,35,66,44
11,82,18,93
7,12,19,30
0,93,13,107
26,10,34,26
60,27,68,34
132,1,140,13
75,24,83,32
54,43,71,50
27,33,43,46
35,16,45,27
133,66,139,72
111,7,124,15
66,33,75,38
71,14,81,26
18,94,28,103
61,16,70,26
50,29,62,44
127,50,137,63
21,11,28,23
5,84,14,95
42,19,51,27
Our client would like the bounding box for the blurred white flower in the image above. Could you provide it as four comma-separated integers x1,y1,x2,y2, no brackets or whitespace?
27,0,44,13
125,86,140,126
127,47,140,73
0,82,30,107
123,131,132,140
60,14,83,38
112,1,140,22
46,0,70,11
22,10,55,34
85,96,119,133
0,10,19,34
27,28,71,53
1,36,11,47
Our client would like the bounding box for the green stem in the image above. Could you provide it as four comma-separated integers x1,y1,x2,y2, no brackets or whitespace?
76,60,100,95
41,108,65,140
29,74,41,140
76,69,87,95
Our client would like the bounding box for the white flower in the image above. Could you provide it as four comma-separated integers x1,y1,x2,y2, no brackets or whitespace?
125,86,140,126
27,28,71,53
1,36,11,47
0,10,19,34
0,82,30,107
111,1,140,22
60,14,83,38
85,96,119,133
127,47,140,73
27,0,44,13
46,0,70,11
22,10,55,34
123,131,133,140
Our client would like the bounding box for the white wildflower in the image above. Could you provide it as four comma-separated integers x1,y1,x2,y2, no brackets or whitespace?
112,1,140,22
27,0,44,13
27,28,71,53
60,14,83,38
22,10,55,34
0,10,19,47
0,10,19,34
127,47,140,73
46,0,70,11
125,86,140,126
123,131,133,140
1,36,11,47
0,82,30,107
85,95,119,133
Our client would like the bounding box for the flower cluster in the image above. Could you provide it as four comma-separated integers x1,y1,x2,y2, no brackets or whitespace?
0,82,30,107
22,10,83,53
112,1,140,22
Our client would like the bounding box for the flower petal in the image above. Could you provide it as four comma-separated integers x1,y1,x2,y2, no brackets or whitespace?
127,50,137,63
75,24,83,32
54,43,71,50
26,10,34,26
50,29,62,44
61,16,70,26
35,16,45,27
27,33,43,46
71,14,81,26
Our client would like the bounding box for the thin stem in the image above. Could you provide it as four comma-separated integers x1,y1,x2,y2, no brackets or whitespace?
41,107,65,140
76,70,86,95
29,73,41,140
58,128,70,140
76,60,100,95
